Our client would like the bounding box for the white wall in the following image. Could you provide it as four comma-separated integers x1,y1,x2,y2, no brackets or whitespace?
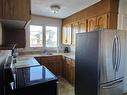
118,0,127,93
19,15,62,52
0,23,2,45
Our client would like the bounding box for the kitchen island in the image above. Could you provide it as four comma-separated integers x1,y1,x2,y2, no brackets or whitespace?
11,65,58,95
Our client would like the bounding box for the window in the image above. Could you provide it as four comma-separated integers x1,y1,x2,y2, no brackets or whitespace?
46,26,58,47
30,25,43,47
29,25,58,48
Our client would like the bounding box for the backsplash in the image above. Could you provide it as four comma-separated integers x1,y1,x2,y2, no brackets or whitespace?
0,50,12,57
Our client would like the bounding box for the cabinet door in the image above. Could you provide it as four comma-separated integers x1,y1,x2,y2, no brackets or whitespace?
79,20,87,33
66,58,71,81
66,61,70,80
3,0,13,19
97,14,108,29
72,22,79,45
3,0,30,21
63,57,68,80
66,24,72,45
2,28,26,48
62,26,67,44
65,58,72,83
37,56,62,76
62,57,66,77
48,58,62,76
87,17,96,32
71,60,75,85
0,0,2,19
62,24,72,45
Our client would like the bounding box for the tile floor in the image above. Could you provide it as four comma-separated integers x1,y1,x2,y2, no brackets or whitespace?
58,78,75,95
58,78,127,95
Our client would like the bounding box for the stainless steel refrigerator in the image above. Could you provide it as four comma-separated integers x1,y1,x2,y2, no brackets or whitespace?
75,29,127,95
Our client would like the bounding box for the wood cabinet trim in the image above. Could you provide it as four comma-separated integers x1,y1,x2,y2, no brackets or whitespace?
62,0,119,29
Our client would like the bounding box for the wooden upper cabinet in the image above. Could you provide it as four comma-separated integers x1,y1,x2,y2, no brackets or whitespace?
62,26,67,44
3,0,31,21
79,20,87,32
62,14,109,44
96,14,108,29
0,0,3,19
72,23,79,33
66,24,72,45
87,14,108,32
2,28,26,48
87,17,96,32
62,24,72,45
72,22,79,45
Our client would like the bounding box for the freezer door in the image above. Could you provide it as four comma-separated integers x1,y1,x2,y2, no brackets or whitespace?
99,30,126,84
100,79,123,95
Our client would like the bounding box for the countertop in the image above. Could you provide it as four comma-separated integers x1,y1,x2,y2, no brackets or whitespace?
13,65,58,89
14,57,40,68
54,53,75,60
18,52,75,60
15,52,75,68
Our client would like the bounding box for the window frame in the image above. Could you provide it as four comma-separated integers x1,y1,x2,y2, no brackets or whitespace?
29,25,43,48
45,25,58,48
29,25,59,48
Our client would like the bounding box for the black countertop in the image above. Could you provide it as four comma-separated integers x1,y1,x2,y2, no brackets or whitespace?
12,65,58,90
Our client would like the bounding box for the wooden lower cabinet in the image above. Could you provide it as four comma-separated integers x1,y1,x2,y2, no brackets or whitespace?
63,57,75,85
35,55,63,76
35,55,75,85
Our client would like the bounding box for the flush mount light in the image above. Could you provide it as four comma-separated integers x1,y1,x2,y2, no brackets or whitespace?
50,5,60,14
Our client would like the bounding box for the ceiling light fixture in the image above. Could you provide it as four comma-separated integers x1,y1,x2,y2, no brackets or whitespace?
50,5,60,14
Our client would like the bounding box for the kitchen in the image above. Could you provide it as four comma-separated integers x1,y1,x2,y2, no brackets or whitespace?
0,0,127,95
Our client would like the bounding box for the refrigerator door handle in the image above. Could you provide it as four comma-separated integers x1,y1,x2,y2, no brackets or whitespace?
112,37,115,70
115,36,121,72
102,79,123,89
112,35,117,70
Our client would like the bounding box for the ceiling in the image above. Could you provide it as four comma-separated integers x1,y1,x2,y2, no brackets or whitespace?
31,0,101,19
